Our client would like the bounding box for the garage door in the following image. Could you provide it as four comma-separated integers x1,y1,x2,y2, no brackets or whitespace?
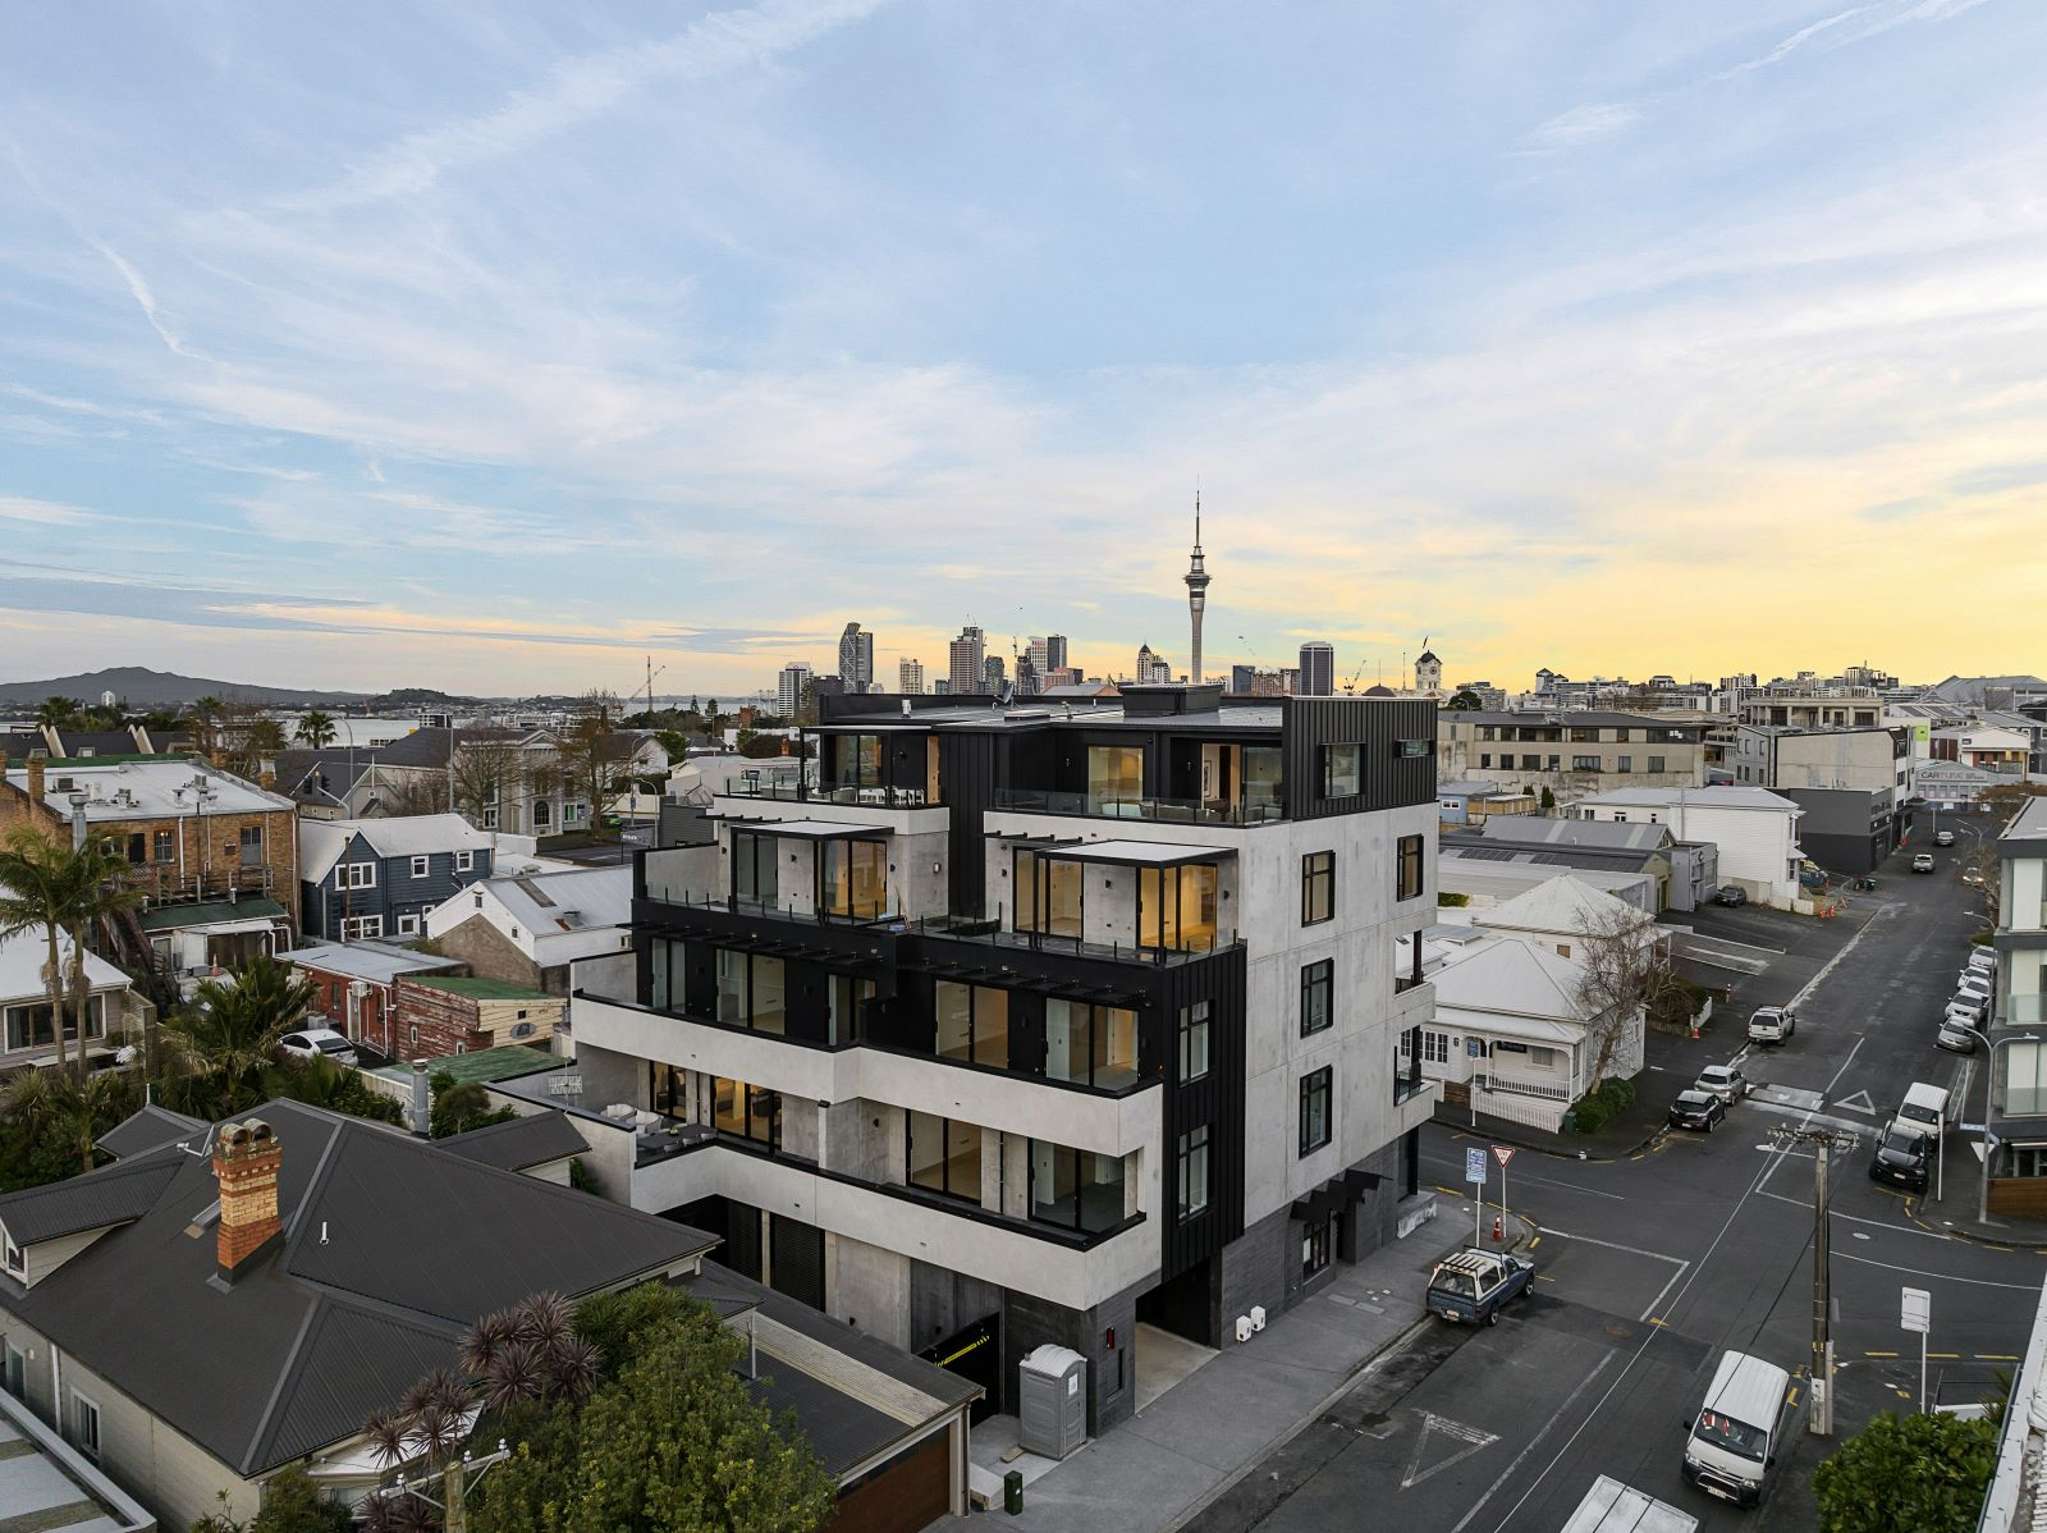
828,1428,951,1533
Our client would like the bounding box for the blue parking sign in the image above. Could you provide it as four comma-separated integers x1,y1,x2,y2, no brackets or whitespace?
1465,1147,1487,1185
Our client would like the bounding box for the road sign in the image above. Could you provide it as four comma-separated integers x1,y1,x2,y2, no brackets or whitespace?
1465,1147,1487,1185
1491,1145,1516,1168
1901,1286,1931,1335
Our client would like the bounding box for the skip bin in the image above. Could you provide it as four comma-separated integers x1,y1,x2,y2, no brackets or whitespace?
1017,1344,1088,1459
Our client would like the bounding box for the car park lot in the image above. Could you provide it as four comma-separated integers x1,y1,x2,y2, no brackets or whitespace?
1211,839,2034,1532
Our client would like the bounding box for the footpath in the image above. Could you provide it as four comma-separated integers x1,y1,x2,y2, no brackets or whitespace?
946,1205,1533,1531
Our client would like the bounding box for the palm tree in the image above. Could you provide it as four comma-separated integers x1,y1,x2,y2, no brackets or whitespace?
162,953,317,1117
0,826,84,1074
297,710,337,750
62,834,140,1080
187,696,223,760
35,695,79,729
1,1068,138,1177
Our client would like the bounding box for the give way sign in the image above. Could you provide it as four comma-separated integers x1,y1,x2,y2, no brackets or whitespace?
1491,1145,1516,1169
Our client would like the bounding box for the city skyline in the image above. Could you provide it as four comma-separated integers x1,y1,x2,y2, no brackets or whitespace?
5,2,2046,695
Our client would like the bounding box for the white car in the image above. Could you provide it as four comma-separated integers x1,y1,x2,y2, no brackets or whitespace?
1935,829,1956,847
1696,1064,1751,1104
279,1028,358,1068
1747,1006,1796,1044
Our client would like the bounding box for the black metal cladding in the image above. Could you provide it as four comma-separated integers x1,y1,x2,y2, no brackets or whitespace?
938,732,999,917
1285,697,1438,818
1157,944,1246,1279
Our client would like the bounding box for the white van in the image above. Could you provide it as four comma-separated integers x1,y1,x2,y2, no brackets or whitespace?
1893,1082,1953,1142
1682,1351,1792,1506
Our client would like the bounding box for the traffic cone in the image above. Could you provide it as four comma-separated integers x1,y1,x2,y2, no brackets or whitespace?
1492,1212,1503,1242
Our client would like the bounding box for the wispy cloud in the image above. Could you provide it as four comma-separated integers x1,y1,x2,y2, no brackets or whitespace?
0,495,101,526
1522,103,1642,152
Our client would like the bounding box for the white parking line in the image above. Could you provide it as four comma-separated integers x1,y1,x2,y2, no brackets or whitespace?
1785,903,1896,1012
1448,1351,1616,1533
1831,1249,2039,1292
1535,1229,1687,1267
1756,1187,1953,1242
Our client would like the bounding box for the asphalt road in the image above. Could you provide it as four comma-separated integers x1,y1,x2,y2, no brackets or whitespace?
1191,831,2036,1533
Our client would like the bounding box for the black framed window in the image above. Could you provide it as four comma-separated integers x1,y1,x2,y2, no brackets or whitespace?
1177,1126,1210,1220
1395,835,1424,901
1394,739,1428,759
819,837,886,919
1323,743,1362,797
731,828,780,905
1013,846,1085,938
1301,851,1334,925
935,981,1010,1069
1044,999,1139,1088
1138,862,1219,953
1029,1142,1127,1233
1300,960,1333,1036
1177,1001,1211,1083
712,949,785,1033
1302,1214,1335,1279
827,733,884,791
1298,1067,1332,1156
1616,754,1633,772
712,1076,780,1149
907,1111,980,1202
1572,755,1599,771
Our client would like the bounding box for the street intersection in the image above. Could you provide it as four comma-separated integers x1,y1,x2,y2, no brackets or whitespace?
1190,825,2039,1531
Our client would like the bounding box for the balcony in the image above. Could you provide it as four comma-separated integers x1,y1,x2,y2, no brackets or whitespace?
627,1137,1157,1312
916,915,1236,968
2006,994,2047,1027
724,777,937,809
640,883,903,930
990,787,1283,826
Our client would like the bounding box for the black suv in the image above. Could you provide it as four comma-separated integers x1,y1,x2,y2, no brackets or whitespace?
1869,1127,1930,1192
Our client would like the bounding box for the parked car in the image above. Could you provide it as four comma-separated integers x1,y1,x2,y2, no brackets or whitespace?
1747,1006,1797,1045
1426,1248,1535,1326
1966,948,1997,977
1868,1126,1931,1192
1936,1016,1978,1054
1947,994,1989,1026
1957,973,1992,1003
279,1027,358,1068
1892,1082,1954,1142
1695,1063,1751,1104
1935,829,1956,847
1715,885,1749,908
1668,1089,1728,1132
1912,853,1936,874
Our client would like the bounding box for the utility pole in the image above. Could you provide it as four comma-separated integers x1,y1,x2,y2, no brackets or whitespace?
1771,1125,1858,1436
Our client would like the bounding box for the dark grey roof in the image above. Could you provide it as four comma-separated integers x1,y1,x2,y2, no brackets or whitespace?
1476,816,1676,851
52,730,143,757
0,731,49,760
0,1099,717,1476
436,1111,588,1172
746,1360,902,1477
96,1104,208,1161
0,1155,184,1244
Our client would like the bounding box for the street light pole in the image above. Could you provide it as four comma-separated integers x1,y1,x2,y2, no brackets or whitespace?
1969,1027,2041,1226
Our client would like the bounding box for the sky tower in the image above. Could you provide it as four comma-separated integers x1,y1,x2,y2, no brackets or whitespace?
1184,490,1210,685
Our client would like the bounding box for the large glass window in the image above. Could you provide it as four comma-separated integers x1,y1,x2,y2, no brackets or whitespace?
1323,744,1362,798
1044,999,1138,1089
1178,1001,1211,1083
934,982,1010,1069
752,955,786,1035
1299,1067,1333,1155
907,1111,981,1201
4,997,103,1052
732,829,779,906
1302,851,1334,925
1138,862,1219,952
1030,1142,1127,1233
716,948,748,1023
1177,1127,1210,1220
1300,960,1333,1036
1242,746,1284,822
1396,835,1424,901
827,733,885,791
712,1076,779,1148
820,838,886,919
1087,745,1145,814
1014,847,1084,938
827,974,874,1045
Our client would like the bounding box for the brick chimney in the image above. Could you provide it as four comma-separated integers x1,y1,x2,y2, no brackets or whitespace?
25,751,46,805
214,1119,284,1279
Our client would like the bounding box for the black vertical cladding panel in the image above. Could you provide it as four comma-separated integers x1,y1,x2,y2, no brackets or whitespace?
785,958,830,1044
938,732,998,918
633,931,653,1007
1285,697,1438,817
1158,944,1247,1283
682,939,718,1017
770,1215,827,1311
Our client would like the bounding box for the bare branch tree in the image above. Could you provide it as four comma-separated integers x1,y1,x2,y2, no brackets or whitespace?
451,735,524,830
1571,904,1674,1087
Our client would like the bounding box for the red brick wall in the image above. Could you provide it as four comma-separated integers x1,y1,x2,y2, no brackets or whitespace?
392,978,491,1059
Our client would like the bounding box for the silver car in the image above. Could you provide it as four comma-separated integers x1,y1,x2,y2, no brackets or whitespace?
1936,1017,1978,1053
1695,1064,1751,1104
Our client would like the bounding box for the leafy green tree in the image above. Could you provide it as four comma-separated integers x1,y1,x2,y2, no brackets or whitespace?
35,695,79,728
1540,786,1557,812
270,1056,406,1126
0,825,133,1078
0,1067,140,1188
160,954,317,1117
1446,689,1484,710
296,711,338,750
1812,1410,1997,1533
429,1075,516,1139
571,1281,686,1378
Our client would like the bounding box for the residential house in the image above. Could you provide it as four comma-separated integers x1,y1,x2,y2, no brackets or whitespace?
1455,815,1706,911
424,865,633,995
0,725,155,760
1408,877,1658,1130
288,941,467,1060
298,815,495,942
1435,710,1708,810
0,754,299,977
436,1111,590,1184
0,909,148,1076
0,1101,978,1530
0,1388,154,1533
1574,786,1804,908
1930,725,2031,774
1985,799,2047,1215
1436,855,1658,916
569,684,1442,1435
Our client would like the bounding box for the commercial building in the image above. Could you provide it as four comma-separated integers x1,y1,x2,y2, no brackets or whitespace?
839,623,875,695
1297,642,1335,697
1435,711,1709,809
899,658,925,694
570,685,1441,1437
1135,644,1172,685
778,662,813,722
948,627,987,697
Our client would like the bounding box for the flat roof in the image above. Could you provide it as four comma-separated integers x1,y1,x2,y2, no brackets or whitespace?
407,974,554,1001
290,940,462,984
369,1043,561,1087
711,816,890,840
138,897,289,933
0,1389,154,1532
1038,839,1236,867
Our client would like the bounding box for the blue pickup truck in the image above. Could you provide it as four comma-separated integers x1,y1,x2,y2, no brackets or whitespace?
1427,1248,1536,1326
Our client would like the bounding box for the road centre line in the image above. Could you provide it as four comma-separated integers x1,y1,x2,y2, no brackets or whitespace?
1786,902,1895,1013
1756,1187,1953,1242
1534,1229,1687,1267
1830,1249,2040,1292
1447,1350,1616,1533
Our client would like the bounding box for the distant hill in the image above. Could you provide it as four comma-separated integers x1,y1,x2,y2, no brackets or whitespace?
0,667,368,709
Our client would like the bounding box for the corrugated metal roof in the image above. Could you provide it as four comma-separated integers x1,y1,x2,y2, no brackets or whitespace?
0,1156,184,1244
436,1111,587,1172
95,1104,207,1161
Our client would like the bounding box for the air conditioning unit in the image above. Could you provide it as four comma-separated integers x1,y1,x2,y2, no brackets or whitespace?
1250,1306,1267,1332
1234,1315,1253,1344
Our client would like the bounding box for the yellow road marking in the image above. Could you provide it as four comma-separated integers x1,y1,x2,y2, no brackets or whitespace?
1978,1354,2021,1361
1928,1353,1962,1360
1529,1236,1542,1249
1865,1350,1900,1358
1786,1387,1802,1407
1645,1317,1667,1328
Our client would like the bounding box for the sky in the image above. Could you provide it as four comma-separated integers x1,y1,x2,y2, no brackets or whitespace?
3,0,2045,700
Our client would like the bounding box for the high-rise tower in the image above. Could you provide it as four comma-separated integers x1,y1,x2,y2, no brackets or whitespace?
1184,491,1210,685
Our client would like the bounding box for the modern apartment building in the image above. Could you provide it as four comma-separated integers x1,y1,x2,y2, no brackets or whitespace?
1045,634,1069,673
778,662,812,721
570,685,1440,1436
838,623,875,694
899,658,925,694
948,626,986,696
1435,710,1709,808
1986,799,2047,1216
1135,644,1172,685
